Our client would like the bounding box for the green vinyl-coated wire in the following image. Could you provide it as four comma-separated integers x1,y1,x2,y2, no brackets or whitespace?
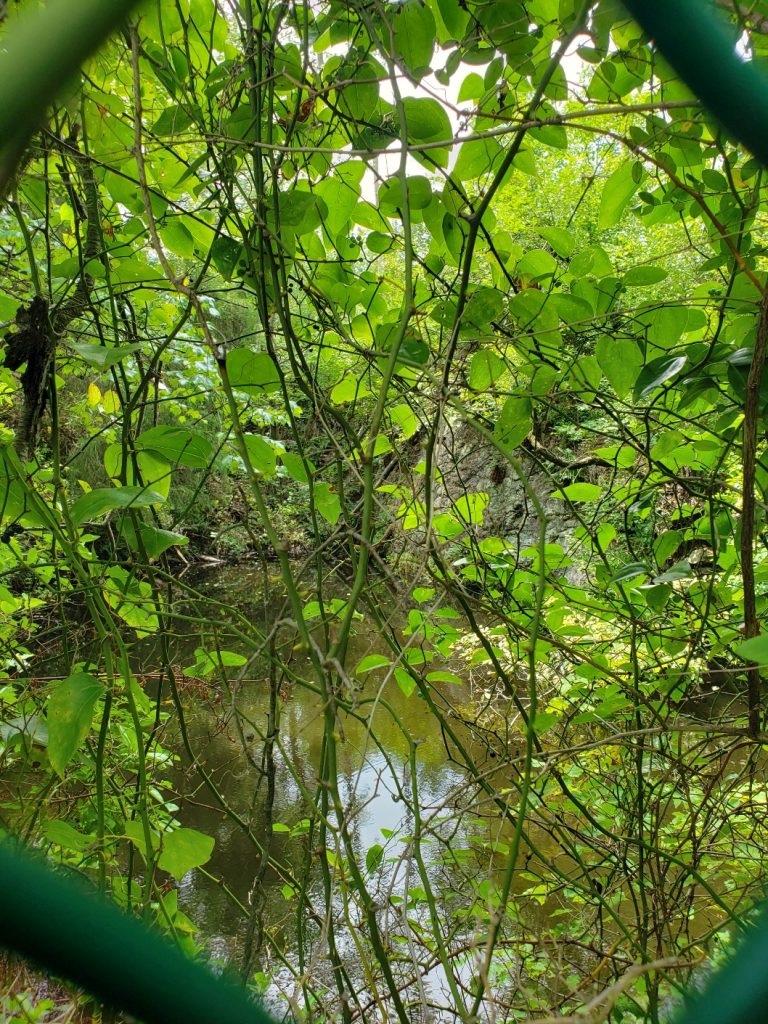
619,5,768,1023
621,0,768,168
0,0,139,150
0,841,276,1024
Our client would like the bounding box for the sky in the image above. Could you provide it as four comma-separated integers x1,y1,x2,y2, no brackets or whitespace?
360,34,590,199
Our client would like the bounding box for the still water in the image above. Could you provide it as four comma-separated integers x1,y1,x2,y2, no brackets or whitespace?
154,563,523,1016
118,563,765,1019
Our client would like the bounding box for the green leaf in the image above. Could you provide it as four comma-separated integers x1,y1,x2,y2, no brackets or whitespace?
391,0,436,77
595,336,643,398
537,226,576,258
633,355,688,402
654,530,683,567
551,293,593,327
314,482,341,524
674,902,768,1024
303,598,347,622
553,483,603,502
120,521,188,559
654,561,694,583
641,583,672,610
457,71,484,101
598,162,644,229
454,491,489,526
379,175,432,210
495,396,532,450
402,97,451,168
159,218,195,258
336,55,382,121
512,147,538,176
111,256,165,286
152,104,196,136
210,234,243,280
331,375,365,404
158,827,215,881
47,672,104,777
517,249,557,281
531,711,559,733
356,654,390,674
734,635,768,664
316,162,365,234
280,451,313,483
623,265,668,287
570,355,602,395
42,820,94,851
103,567,159,637
136,427,212,468
425,670,463,685
469,350,505,391
366,843,385,874
277,190,328,234
610,562,649,583
389,403,419,439
70,486,166,526
394,667,416,697
570,244,613,277
464,287,505,332
244,434,278,478
431,0,470,39
184,647,247,677
0,293,19,319
0,714,48,746
367,231,395,254
123,819,155,861
71,342,141,369
0,448,43,526
452,137,503,181
226,349,281,393
104,446,171,500
530,124,568,149
395,334,429,367
0,0,141,157
222,104,256,142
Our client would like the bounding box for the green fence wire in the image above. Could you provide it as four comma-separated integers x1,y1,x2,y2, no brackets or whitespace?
616,0,768,1016
621,0,768,169
675,908,768,1024
0,0,139,169
0,841,275,1024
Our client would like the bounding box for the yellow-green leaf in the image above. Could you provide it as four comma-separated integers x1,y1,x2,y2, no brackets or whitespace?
46,672,104,777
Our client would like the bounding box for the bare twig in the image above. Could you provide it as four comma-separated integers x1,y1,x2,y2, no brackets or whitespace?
527,957,700,1024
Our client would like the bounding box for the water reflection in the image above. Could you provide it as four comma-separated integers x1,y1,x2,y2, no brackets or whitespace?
118,563,763,1020
158,564,495,1015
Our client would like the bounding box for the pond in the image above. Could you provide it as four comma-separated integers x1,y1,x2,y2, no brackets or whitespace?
12,561,768,1022
155,563,536,1017
125,562,765,1023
